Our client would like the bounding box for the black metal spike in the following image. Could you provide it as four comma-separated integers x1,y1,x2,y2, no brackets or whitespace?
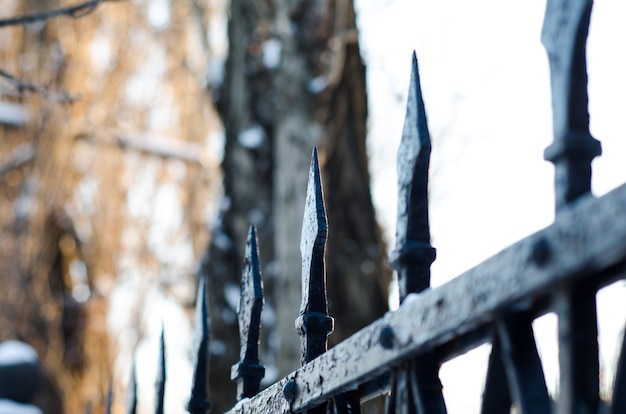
155,324,166,414
295,148,333,414
127,358,137,414
188,277,212,413
389,51,436,300
496,313,551,413
106,379,113,414
542,0,601,212
387,52,446,414
480,338,512,414
231,225,265,400
296,148,334,366
542,2,600,413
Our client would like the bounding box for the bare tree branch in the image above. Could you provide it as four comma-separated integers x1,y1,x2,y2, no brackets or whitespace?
0,0,118,28
77,130,214,165
0,143,34,176
0,68,80,103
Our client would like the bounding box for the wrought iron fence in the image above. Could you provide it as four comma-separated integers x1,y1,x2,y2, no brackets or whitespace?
4,0,623,412
134,0,626,412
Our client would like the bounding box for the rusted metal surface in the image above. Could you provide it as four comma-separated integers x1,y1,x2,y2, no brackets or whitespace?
231,226,265,400
188,278,212,413
224,182,626,412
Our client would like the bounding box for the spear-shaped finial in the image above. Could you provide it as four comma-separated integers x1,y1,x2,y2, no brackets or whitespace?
389,51,436,301
386,52,447,414
155,324,166,414
541,0,601,212
188,278,212,413
231,225,265,400
126,358,137,414
295,148,334,365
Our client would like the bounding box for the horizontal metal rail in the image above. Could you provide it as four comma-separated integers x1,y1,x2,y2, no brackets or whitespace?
225,182,626,413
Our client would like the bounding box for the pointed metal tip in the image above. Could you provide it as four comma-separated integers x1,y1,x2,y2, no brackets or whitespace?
301,146,327,256
195,277,209,337
309,147,325,223
405,51,430,148
155,323,166,412
159,322,166,358
310,147,322,186
247,225,259,259
189,275,211,413
299,145,330,318
391,51,435,292
159,322,166,366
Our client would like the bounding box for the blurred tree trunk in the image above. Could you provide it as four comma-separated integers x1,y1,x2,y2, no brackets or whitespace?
202,0,391,411
1,1,217,412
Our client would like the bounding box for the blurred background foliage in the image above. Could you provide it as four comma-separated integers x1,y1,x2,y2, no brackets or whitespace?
0,0,390,412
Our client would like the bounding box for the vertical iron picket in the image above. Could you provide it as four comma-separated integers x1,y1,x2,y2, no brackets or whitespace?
296,148,334,414
127,358,137,414
542,1,601,413
493,313,551,413
188,278,212,414
231,225,265,400
106,380,113,414
386,51,446,414
155,325,166,414
481,311,551,413
611,332,626,413
480,339,512,414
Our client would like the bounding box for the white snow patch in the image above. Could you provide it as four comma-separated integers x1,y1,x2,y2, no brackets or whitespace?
0,341,38,365
260,303,276,327
224,284,240,311
90,34,112,73
261,364,279,385
262,39,282,69
307,76,328,94
206,58,225,90
247,209,264,225
210,339,227,356
0,102,29,126
238,125,266,149
0,400,43,414
147,0,171,31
